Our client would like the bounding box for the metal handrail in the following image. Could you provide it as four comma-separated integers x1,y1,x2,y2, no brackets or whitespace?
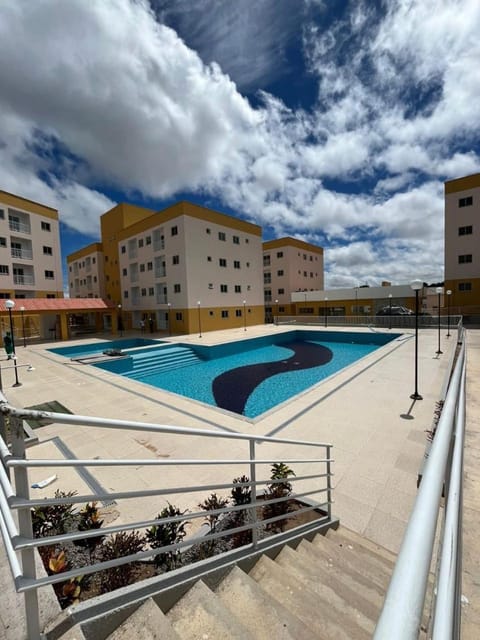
0,400,333,639
374,334,466,639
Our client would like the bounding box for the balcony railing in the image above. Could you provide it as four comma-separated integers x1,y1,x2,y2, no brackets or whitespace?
11,248,33,260
13,274,35,286
8,220,31,234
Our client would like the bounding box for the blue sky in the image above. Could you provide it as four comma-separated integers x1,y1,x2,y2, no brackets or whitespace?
1,0,479,288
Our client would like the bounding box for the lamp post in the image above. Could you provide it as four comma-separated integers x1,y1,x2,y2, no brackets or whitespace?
410,280,423,400
5,299,21,387
446,290,452,337
274,299,278,325
388,294,392,330
324,297,328,328
242,300,247,331
197,301,202,338
20,305,26,347
435,287,443,355
117,304,123,337
167,302,171,336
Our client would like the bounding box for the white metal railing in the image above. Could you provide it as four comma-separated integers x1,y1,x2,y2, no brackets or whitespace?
374,332,466,639
0,402,333,639
9,220,31,234
11,248,33,260
277,314,463,331
13,274,35,286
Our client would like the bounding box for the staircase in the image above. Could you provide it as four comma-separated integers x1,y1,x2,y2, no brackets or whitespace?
63,527,403,640
126,346,202,379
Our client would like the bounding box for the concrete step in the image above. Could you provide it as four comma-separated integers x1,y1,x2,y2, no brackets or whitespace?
107,598,180,640
326,526,396,569
275,544,376,635
215,565,316,639
167,580,254,640
249,554,369,640
311,533,392,591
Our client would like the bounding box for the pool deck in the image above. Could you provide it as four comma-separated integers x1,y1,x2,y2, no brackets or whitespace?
1,323,479,636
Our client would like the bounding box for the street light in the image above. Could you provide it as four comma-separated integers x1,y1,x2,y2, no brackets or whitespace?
410,280,423,400
197,301,202,338
324,297,328,328
4,299,21,387
117,304,123,337
446,290,452,337
388,294,392,330
243,300,247,331
20,305,26,347
274,299,278,326
435,287,443,355
167,302,171,336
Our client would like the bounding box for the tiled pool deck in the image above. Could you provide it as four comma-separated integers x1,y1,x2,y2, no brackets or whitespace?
1,324,479,636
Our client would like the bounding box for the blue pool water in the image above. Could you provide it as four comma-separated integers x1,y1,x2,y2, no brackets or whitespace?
68,329,399,419
48,338,162,360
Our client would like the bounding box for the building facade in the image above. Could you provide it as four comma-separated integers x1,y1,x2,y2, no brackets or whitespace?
444,173,480,315
0,190,63,300
263,237,324,320
67,243,106,299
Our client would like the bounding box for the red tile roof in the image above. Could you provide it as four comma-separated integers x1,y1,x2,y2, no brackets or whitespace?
1,299,116,312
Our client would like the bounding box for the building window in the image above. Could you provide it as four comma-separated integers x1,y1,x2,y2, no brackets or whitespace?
234,260,240,269
171,226,178,236
218,231,226,241
235,285,242,293
149,287,154,296
43,246,53,255
208,283,214,289
207,256,212,262
276,251,283,258
303,254,307,260
221,310,229,318
279,306,285,312
46,294,56,299
174,284,181,293
278,288,285,294
458,254,472,264
206,228,211,234
264,272,271,284
139,264,146,272
219,258,227,267
220,284,228,293
235,309,242,317
0,265,9,275
45,270,54,279
122,268,127,276
176,312,183,321
0,238,6,248
41,221,51,231
459,196,473,207
459,282,472,291
233,235,240,244
0,209,4,219
310,256,313,261
121,245,126,253
146,236,151,245
277,270,284,276
263,255,270,266
172,255,180,265
141,288,147,296
147,261,153,271
124,291,128,299
138,238,144,248
459,225,473,235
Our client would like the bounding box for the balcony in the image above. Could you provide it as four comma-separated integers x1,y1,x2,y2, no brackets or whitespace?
8,219,31,234
11,247,33,260
13,273,35,286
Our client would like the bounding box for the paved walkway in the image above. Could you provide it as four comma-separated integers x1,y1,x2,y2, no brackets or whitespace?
0,324,478,638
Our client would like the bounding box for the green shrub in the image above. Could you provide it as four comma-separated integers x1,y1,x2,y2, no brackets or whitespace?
145,503,189,570
31,490,77,537
98,531,146,593
231,475,251,506
263,463,296,533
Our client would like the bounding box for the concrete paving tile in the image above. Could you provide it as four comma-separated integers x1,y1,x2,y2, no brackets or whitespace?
363,509,409,553
331,492,374,534
335,473,384,508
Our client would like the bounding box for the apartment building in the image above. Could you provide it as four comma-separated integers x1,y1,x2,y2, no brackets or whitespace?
69,201,264,334
262,237,324,320
444,173,480,314
0,190,63,299
67,243,106,299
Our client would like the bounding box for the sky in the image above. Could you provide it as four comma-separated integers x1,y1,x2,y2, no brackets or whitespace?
1,0,479,290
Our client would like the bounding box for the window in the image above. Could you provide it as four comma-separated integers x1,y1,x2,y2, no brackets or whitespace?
221,310,229,318
41,221,51,231
0,238,6,248
121,245,126,254
45,270,54,279
263,255,270,266
219,258,227,267
303,271,307,276
235,285,242,293
46,294,56,299
138,238,144,248
276,251,283,258
176,312,183,321
206,228,211,234
459,282,472,291
208,283,214,289
459,196,473,207
279,306,285,312
141,288,147,297
172,255,180,265
278,288,285,294
459,225,473,235
0,209,4,219
147,261,153,271
264,272,271,284
207,256,212,262
234,260,240,269
146,236,151,245
43,246,52,255
148,287,154,296
171,225,178,236
310,256,313,261
174,284,181,293
277,270,284,276
92,257,96,264
246,262,250,267
235,309,242,317
220,284,228,293
459,254,472,263
122,268,127,276
233,235,240,244
303,254,307,260
218,231,226,241
0,265,9,275
124,291,128,299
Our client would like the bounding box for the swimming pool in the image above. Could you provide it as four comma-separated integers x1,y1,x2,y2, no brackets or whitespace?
48,338,163,360
87,330,399,419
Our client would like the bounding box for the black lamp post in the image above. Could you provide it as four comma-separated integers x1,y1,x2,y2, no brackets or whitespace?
197,301,202,338
20,305,26,347
117,304,123,337
324,297,328,328
167,302,171,336
274,299,278,325
410,280,422,400
435,287,443,355
446,289,452,337
5,299,21,387
388,294,392,330
243,300,247,331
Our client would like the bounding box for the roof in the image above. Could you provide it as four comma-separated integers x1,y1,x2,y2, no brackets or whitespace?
1,298,116,313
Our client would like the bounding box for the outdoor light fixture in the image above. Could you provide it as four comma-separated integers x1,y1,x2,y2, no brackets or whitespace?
243,300,247,331
388,294,393,330
167,302,171,336
446,290,452,337
117,304,123,337
274,299,279,326
409,280,423,400
5,299,21,387
20,305,26,347
324,297,328,328
435,287,443,356
197,301,202,338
